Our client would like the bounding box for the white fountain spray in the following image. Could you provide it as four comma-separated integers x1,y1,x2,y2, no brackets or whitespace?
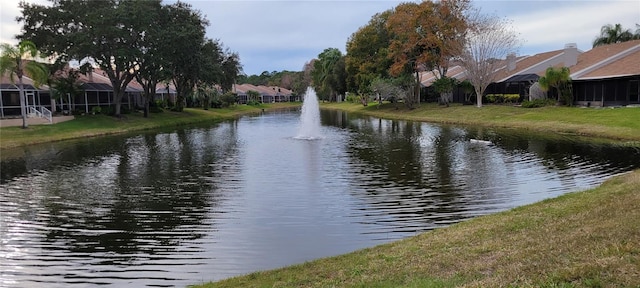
295,87,322,140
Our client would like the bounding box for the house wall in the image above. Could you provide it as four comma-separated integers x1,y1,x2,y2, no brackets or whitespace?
573,75,640,107
0,89,51,117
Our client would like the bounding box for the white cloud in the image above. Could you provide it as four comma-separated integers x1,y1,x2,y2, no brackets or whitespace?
2,0,639,74
509,1,640,52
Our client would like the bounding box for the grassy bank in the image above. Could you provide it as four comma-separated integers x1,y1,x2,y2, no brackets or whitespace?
322,102,640,143
196,169,640,287
0,103,299,149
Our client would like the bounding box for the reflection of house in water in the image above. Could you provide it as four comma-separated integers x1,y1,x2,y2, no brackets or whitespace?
419,39,640,107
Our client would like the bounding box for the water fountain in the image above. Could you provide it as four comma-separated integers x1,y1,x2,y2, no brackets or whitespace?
295,87,322,140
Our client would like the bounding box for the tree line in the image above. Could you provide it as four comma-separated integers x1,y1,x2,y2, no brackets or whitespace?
16,0,241,118
309,0,520,108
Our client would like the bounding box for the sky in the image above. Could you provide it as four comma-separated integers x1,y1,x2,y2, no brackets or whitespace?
1,0,639,76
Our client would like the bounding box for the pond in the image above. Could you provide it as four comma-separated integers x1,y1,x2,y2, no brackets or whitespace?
1,109,639,287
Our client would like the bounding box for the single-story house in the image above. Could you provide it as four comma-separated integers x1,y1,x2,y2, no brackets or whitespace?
232,83,294,104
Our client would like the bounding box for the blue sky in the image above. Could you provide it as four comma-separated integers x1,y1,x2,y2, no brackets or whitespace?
1,0,639,75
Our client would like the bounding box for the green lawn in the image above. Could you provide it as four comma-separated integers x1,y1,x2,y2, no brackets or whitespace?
194,169,640,288
322,102,640,143
0,103,299,149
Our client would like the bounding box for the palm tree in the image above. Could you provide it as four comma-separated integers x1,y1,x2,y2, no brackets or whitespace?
592,23,635,48
0,41,49,128
539,67,572,106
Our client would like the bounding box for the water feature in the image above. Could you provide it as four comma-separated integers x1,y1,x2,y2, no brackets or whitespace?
1,109,639,287
295,87,322,140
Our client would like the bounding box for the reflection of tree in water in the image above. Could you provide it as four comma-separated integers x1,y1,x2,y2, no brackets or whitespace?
3,122,240,260
323,110,640,235
325,110,479,233
467,127,640,182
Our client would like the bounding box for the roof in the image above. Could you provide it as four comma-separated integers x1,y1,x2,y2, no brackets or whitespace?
570,39,640,80
503,73,540,82
233,84,292,96
0,74,48,91
419,65,467,87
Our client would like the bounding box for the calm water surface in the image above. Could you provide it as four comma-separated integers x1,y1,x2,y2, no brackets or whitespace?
1,109,639,287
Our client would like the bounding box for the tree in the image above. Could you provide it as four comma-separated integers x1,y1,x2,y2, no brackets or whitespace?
311,48,346,102
220,50,242,93
0,40,49,128
162,2,209,111
133,1,166,118
459,79,475,104
592,23,637,47
538,67,573,106
19,0,165,117
49,68,84,113
459,13,519,108
345,10,393,95
386,0,470,107
247,90,260,104
431,76,457,107
370,77,407,109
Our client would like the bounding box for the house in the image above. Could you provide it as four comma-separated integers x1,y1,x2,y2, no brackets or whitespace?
570,39,640,107
0,74,51,118
232,83,294,104
72,68,142,113
420,40,639,107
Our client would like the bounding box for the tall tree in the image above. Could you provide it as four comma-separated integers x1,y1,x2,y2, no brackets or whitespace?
134,0,166,118
345,10,393,95
592,23,636,47
163,1,209,111
0,40,49,128
19,0,162,117
459,13,519,108
386,0,470,107
220,50,242,93
311,48,345,102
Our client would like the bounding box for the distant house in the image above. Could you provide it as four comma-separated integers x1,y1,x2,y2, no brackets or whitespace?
232,84,294,104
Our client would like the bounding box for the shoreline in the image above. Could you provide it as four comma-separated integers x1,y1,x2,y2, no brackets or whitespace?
197,169,640,287
0,103,300,150
321,102,640,145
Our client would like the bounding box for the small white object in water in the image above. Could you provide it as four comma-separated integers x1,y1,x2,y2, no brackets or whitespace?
470,139,492,145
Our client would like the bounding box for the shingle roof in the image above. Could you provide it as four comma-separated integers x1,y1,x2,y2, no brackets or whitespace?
494,49,565,81
233,84,292,96
0,74,48,90
570,39,640,80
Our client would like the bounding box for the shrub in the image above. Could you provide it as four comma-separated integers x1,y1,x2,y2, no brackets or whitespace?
345,94,356,103
91,106,102,114
210,97,223,108
220,92,238,107
486,94,521,103
521,98,556,108
503,94,520,103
